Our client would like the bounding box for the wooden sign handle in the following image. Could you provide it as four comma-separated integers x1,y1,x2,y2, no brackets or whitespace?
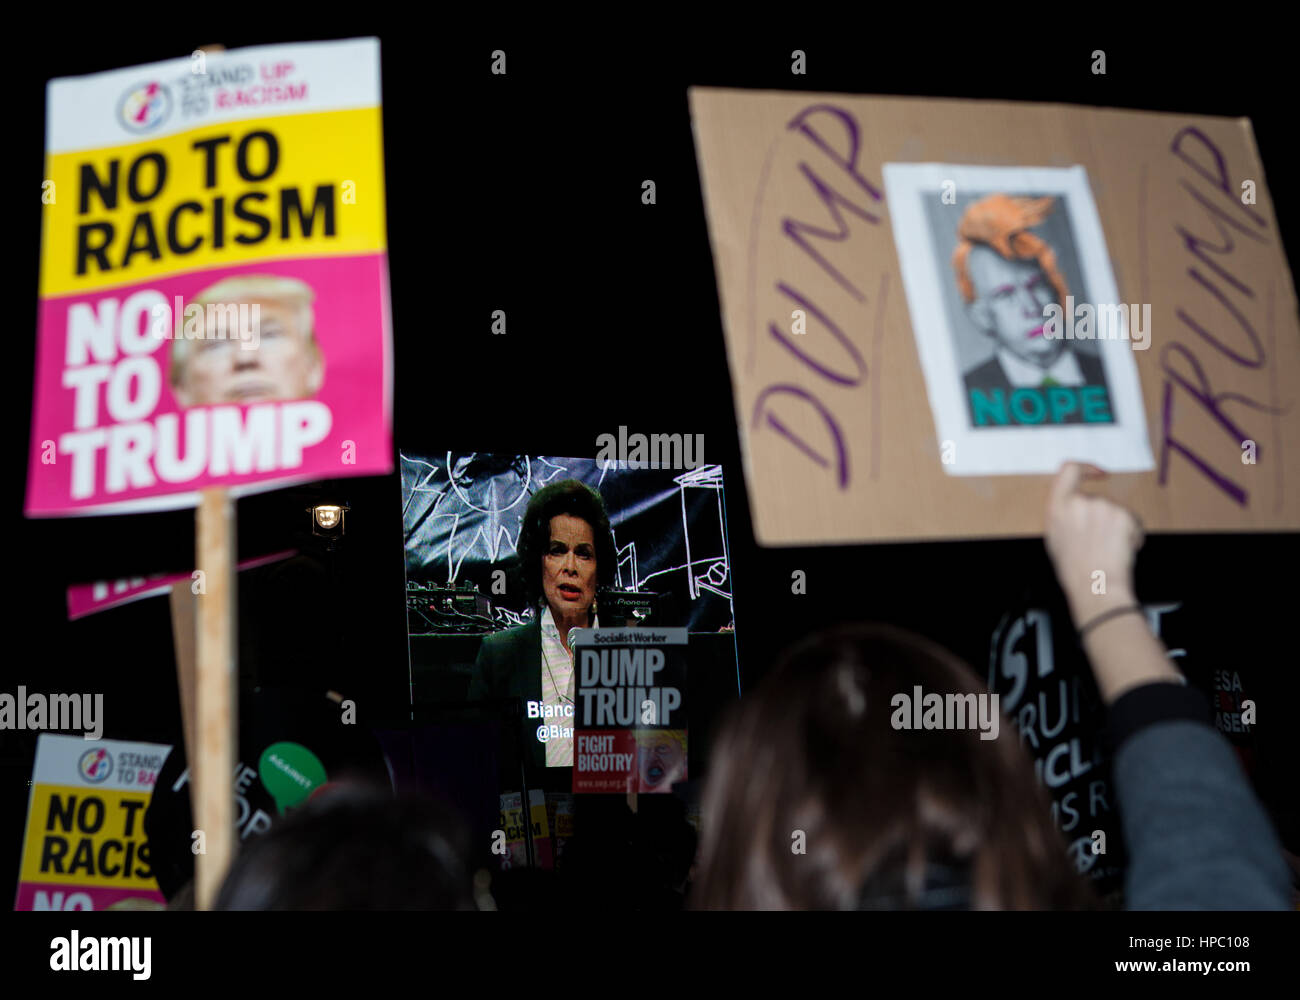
194,486,237,911
187,41,236,914
168,584,197,786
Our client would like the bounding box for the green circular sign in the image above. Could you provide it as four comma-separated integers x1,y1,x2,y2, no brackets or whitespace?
258,742,327,815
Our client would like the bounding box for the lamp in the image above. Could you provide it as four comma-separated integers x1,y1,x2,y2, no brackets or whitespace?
308,503,349,539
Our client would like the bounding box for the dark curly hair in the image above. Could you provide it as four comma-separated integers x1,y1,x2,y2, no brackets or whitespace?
517,479,617,609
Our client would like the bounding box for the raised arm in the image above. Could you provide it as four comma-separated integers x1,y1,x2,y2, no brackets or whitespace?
1044,462,1290,910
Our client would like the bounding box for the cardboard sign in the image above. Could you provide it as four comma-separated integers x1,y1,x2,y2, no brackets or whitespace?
14,735,173,911
27,38,392,517
689,88,1300,543
573,628,688,795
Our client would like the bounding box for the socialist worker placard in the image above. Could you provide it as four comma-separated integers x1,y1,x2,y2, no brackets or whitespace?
572,628,689,795
27,38,392,516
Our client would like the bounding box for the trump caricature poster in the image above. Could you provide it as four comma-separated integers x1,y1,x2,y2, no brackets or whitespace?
27,38,393,517
883,163,1152,476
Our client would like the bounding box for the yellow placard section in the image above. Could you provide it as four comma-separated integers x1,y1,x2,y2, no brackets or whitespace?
531,798,549,839
18,783,159,890
41,107,386,298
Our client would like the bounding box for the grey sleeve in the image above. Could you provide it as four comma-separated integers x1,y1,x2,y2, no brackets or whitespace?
1114,719,1291,910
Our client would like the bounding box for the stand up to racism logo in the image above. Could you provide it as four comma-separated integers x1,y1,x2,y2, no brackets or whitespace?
117,81,172,133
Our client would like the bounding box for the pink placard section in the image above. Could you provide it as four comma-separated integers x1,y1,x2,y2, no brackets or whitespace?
66,549,298,620
27,254,392,516
15,882,166,911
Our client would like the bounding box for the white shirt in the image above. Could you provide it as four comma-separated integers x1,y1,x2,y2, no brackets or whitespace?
538,607,597,767
996,346,1086,388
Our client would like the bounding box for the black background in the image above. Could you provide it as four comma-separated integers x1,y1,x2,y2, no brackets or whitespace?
3,26,1297,924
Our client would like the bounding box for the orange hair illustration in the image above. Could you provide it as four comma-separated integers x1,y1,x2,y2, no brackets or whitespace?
635,729,687,752
952,194,1070,307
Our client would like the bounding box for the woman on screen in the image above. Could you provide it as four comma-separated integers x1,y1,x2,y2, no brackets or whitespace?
468,479,618,770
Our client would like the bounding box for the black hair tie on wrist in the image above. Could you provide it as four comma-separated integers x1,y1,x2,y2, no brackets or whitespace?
1077,603,1144,639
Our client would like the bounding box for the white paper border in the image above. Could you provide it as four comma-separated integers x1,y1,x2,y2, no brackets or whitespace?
882,163,1153,476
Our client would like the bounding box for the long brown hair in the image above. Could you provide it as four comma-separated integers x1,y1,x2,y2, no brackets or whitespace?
691,624,1096,910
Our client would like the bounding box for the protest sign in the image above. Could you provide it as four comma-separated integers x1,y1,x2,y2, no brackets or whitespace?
28,36,392,910
144,686,389,901
573,628,688,795
689,88,1300,543
66,549,296,619
15,735,173,911
498,790,552,870
27,38,392,517
549,793,574,869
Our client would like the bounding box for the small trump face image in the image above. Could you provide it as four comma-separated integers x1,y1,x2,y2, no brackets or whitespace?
636,729,686,791
169,275,323,408
953,195,1070,370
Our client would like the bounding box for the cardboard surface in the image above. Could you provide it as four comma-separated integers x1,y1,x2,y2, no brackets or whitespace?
689,88,1300,544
